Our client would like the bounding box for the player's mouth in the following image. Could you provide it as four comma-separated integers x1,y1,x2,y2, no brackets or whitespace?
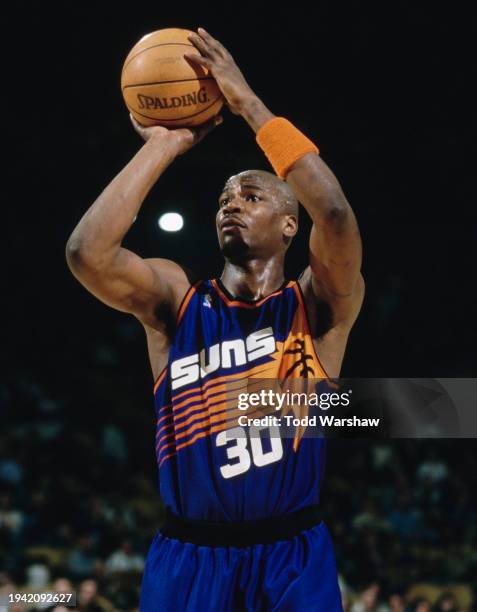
220,218,246,231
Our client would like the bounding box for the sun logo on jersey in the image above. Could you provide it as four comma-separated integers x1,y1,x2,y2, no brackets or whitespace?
284,339,315,378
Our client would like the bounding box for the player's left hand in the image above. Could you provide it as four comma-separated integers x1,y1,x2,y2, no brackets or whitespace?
185,28,256,116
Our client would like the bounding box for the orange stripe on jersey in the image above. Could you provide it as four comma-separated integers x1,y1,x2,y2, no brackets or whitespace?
177,281,201,324
158,377,287,451
167,389,239,428
159,406,248,466
155,364,281,438
157,376,285,444
157,410,173,429
211,279,294,309
159,421,229,467
156,397,228,439
158,380,254,445
158,404,231,452
153,369,168,395
156,384,242,436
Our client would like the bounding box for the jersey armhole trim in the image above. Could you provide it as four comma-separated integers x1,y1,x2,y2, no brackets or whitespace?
176,281,200,325
293,281,331,380
153,281,201,394
153,368,167,394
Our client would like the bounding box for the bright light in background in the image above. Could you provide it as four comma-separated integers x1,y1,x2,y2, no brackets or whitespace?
158,212,184,232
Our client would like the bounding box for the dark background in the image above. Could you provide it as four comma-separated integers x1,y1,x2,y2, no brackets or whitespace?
4,3,476,382
2,3,476,611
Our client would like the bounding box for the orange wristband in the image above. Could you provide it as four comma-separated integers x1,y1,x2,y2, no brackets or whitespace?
256,117,320,179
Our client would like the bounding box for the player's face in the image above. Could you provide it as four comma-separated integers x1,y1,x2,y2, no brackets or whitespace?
216,174,288,260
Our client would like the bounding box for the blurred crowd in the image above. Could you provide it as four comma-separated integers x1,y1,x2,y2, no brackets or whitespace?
1,363,476,610
328,440,477,611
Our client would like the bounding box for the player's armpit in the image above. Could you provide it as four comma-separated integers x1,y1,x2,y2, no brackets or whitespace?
66,245,190,328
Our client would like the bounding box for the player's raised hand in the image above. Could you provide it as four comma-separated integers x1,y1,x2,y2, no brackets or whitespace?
185,28,256,115
129,113,223,155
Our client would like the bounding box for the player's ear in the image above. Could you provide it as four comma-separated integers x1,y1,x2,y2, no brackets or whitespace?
283,214,298,239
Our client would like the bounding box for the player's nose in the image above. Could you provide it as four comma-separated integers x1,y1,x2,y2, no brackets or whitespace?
222,198,243,214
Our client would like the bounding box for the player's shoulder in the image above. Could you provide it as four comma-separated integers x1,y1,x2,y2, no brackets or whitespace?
145,258,200,289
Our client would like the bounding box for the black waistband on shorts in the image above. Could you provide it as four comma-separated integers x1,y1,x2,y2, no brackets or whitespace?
160,505,323,547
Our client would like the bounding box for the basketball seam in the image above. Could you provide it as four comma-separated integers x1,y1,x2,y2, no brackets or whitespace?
122,77,215,90
126,94,223,122
122,42,196,73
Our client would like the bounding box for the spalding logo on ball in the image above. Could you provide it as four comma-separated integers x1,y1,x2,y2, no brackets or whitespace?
121,28,224,127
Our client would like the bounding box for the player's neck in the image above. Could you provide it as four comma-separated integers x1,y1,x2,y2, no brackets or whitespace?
220,259,285,302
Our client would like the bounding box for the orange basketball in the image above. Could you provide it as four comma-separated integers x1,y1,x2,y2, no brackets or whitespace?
121,28,224,128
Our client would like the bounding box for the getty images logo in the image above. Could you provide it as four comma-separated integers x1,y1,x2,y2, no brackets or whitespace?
171,327,275,390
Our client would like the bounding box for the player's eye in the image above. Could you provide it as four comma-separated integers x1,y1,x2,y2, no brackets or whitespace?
219,197,229,208
245,194,260,202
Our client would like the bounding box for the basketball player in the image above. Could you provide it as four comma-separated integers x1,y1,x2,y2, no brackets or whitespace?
66,28,364,611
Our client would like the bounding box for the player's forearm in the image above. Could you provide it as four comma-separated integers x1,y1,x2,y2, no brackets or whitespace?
239,95,275,133
66,134,177,269
290,154,362,277
239,97,351,225
286,153,352,229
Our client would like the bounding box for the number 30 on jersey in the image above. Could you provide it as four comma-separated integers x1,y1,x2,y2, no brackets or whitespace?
215,425,283,479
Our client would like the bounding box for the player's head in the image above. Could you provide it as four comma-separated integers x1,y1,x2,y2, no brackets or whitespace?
216,170,298,261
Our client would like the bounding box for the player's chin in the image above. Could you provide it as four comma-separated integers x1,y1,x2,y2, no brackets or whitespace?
219,236,250,260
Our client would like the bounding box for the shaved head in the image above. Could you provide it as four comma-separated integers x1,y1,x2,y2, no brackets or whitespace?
217,168,300,260
224,170,299,218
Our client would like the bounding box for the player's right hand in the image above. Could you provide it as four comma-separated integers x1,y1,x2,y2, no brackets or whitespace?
129,114,223,155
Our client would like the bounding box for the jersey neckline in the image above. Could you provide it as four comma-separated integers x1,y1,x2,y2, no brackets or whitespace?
212,278,293,308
